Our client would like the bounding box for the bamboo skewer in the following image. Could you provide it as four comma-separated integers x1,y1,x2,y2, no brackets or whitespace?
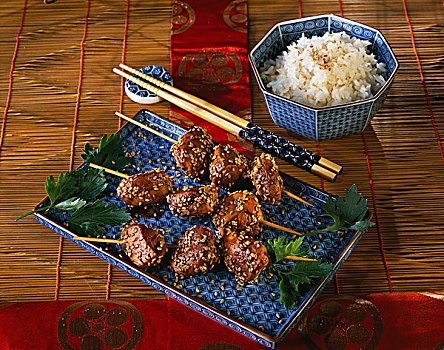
116,112,176,143
116,111,313,207
118,64,342,176
73,237,314,262
90,163,129,178
74,237,125,244
262,220,302,236
284,256,318,262
73,236,177,248
90,163,303,237
113,68,337,182
283,191,313,207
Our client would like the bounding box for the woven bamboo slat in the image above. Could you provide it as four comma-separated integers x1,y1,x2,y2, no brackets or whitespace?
0,0,443,302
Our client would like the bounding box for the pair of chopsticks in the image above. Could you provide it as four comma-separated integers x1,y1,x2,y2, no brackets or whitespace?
113,64,342,182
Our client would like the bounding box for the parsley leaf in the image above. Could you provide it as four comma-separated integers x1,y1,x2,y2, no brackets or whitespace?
285,260,334,281
67,198,132,236
267,236,307,263
45,171,79,205
306,184,375,235
279,275,300,310
276,260,333,310
76,168,108,200
16,168,108,221
53,197,86,211
267,236,333,310
81,134,132,170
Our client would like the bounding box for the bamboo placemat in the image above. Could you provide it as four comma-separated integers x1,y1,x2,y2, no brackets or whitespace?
0,0,443,302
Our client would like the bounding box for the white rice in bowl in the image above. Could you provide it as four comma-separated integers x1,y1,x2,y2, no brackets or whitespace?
260,31,386,108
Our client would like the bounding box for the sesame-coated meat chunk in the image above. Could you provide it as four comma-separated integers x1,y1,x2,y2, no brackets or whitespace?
249,153,283,205
121,224,166,268
167,185,219,218
212,191,263,237
209,144,249,190
171,226,220,278
170,126,214,181
223,231,269,285
116,168,172,208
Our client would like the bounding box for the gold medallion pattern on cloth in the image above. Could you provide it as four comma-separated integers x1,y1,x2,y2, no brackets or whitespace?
223,0,248,33
298,295,383,350
178,51,242,91
58,301,143,350
172,0,195,35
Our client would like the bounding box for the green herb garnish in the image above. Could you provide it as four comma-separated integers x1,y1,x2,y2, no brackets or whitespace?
267,236,309,262
16,167,131,235
306,184,375,236
267,236,333,310
81,133,132,170
67,198,132,236
16,168,107,221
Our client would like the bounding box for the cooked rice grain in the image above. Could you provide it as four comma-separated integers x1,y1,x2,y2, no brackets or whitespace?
260,32,386,108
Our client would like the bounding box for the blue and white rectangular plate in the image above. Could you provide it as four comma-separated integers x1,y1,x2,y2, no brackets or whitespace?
34,109,364,348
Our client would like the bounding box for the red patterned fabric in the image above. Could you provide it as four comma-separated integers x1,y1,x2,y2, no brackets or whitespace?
0,292,443,349
170,0,253,156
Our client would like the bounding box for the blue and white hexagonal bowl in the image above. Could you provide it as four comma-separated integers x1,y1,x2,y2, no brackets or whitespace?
249,14,399,141
33,109,366,348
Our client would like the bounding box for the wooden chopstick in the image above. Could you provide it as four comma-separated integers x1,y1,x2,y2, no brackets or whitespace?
113,68,243,137
119,63,342,175
113,68,337,182
120,63,249,129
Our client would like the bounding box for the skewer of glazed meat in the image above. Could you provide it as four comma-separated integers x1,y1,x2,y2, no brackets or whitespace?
75,223,167,268
116,112,313,207
212,190,302,237
89,163,302,237
116,168,172,208
75,224,222,278
75,222,314,284
89,163,220,218
87,163,174,209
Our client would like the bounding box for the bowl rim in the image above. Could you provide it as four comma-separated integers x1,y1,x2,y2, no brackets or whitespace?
249,13,399,111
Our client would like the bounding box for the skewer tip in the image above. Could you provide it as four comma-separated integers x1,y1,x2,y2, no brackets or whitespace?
282,190,314,207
